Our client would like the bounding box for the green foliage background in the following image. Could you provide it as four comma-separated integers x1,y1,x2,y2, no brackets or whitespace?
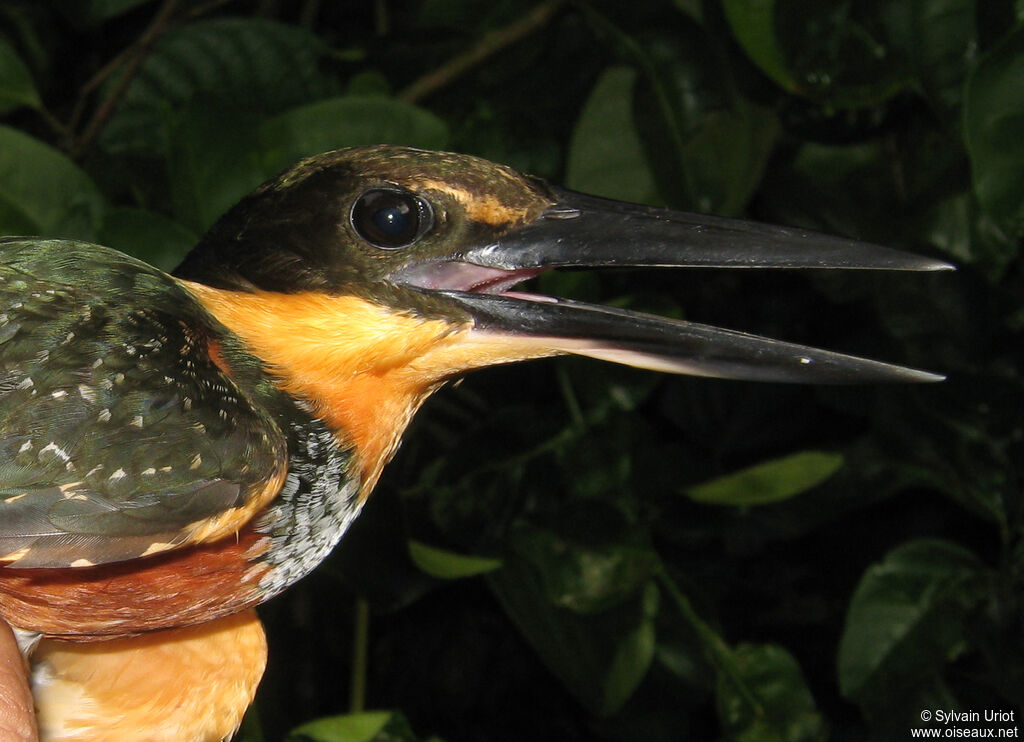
1,1,1022,740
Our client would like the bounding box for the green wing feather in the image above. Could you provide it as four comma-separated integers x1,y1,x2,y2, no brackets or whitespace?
0,238,287,568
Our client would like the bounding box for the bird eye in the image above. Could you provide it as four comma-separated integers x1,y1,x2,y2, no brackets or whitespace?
350,188,433,249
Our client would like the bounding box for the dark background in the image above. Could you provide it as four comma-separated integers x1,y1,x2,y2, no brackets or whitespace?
0,1,1021,740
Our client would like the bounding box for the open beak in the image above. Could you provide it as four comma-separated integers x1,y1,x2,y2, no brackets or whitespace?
392,188,953,384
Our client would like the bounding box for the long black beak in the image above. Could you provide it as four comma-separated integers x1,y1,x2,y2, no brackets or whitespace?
394,188,953,383
465,188,952,272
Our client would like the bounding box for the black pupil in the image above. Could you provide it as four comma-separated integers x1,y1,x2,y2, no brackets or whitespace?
352,189,425,248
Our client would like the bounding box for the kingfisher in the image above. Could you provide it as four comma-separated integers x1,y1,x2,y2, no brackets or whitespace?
0,145,949,741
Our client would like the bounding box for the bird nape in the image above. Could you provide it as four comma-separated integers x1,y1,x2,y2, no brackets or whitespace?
0,145,951,742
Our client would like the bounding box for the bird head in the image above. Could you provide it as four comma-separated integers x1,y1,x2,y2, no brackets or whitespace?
174,145,951,486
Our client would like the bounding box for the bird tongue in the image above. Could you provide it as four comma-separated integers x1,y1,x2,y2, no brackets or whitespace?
393,261,543,294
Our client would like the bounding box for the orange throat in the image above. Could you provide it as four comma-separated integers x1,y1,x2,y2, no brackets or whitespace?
180,282,556,492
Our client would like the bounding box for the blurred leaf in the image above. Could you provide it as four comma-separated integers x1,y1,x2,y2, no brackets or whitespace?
618,22,717,209
0,125,105,239
673,0,703,22
965,24,1024,238
718,644,827,742
407,540,502,579
566,66,658,204
289,710,428,742
258,96,450,175
675,102,780,215
603,582,660,713
624,21,780,214
100,18,337,156
0,37,40,112
686,451,844,506
762,139,901,242
166,106,265,231
723,0,800,92
884,0,977,116
165,96,448,232
97,206,198,271
838,539,989,706
236,705,265,742
506,521,658,614
488,523,659,715
775,0,911,109
553,416,637,504
0,193,35,235
346,71,391,96
920,192,973,263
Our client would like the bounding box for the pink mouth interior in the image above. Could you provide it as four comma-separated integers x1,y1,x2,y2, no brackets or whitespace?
394,261,544,295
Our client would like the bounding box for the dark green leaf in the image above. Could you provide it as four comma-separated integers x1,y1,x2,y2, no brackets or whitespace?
775,0,912,108
884,0,977,116
0,37,40,113
673,0,703,22
718,644,827,742
837,539,988,707
686,451,844,506
627,25,780,214
602,582,660,713
288,711,420,742
97,207,198,271
166,107,266,232
674,102,780,215
0,125,105,239
723,0,799,92
488,523,659,715
100,18,337,157
762,139,907,243
407,540,502,579
504,522,658,614
165,96,448,232
346,71,392,96
0,192,36,236
235,705,265,742
258,96,449,175
566,66,658,204
920,193,973,264
964,24,1024,237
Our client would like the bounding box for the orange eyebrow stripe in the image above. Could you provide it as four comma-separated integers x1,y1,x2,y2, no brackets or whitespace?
417,179,537,226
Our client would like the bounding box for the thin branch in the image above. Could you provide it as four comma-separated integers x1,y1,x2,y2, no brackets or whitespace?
373,0,389,37
68,0,232,137
655,565,765,717
34,104,74,146
348,597,370,713
398,0,565,104
69,44,137,135
74,0,182,157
